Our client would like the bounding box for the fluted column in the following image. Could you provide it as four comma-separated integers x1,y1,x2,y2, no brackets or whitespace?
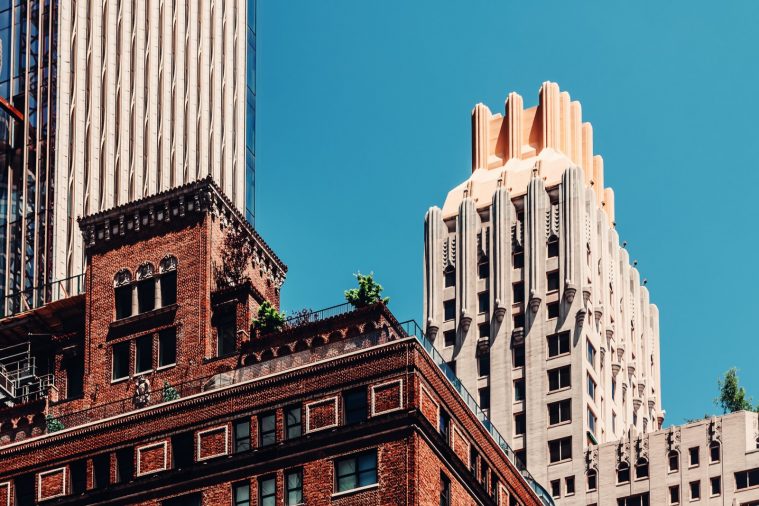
491,185,514,322
561,166,584,307
525,172,548,319
457,198,478,331
472,104,491,172
424,207,445,339
506,93,523,161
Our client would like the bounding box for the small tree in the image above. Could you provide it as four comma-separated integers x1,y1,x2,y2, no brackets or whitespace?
255,301,286,334
715,368,754,413
46,414,65,433
344,272,389,308
162,381,180,402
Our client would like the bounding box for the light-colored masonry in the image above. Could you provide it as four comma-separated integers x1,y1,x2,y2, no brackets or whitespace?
52,0,247,286
424,82,663,500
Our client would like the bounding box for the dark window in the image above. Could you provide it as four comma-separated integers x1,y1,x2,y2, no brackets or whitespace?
478,261,489,279
160,270,177,306
217,309,237,357
444,300,455,321
286,405,302,440
690,481,700,500
440,473,451,506
668,451,679,471
514,379,525,401
234,419,251,452
478,292,489,314
233,481,250,506
548,399,571,425
513,344,525,368
478,353,490,377
137,279,156,313
344,388,368,425
172,431,194,469
548,238,559,258
566,476,575,495
617,493,650,506
587,470,597,491
286,469,303,505
158,328,177,367
636,459,649,479
548,365,571,391
513,250,524,268
14,474,35,506
551,479,561,498
481,460,489,489
515,449,526,467
669,485,679,504
710,442,720,463
689,446,699,466
513,282,525,303
587,340,596,367
491,475,499,500
259,412,276,447
617,462,630,483
514,412,526,435
470,447,478,475
735,468,759,490
547,302,560,319
478,323,490,340
710,476,721,496
513,312,525,329
71,459,87,495
112,342,130,380
93,454,110,489
587,375,596,401
65,357,84,399
547,271,560,291
549,437,572,463
446,360,456,375
335,451,378,492
116,447,134,483
259,476,276,506
612,379,617,400
548,332,570,357
135,335,153,374
163,495,201,506
439,409,451,444
444,270,455,288
444,330,456,347
115,285,132,319
479,387,490,410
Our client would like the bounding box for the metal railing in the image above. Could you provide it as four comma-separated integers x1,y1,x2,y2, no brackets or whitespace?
282,302,355,328
1,273,85,317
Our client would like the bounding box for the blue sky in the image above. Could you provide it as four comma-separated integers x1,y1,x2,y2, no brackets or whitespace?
255,0,759,426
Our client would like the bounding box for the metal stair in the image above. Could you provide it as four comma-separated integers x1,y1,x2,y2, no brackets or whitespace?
0,342,53,406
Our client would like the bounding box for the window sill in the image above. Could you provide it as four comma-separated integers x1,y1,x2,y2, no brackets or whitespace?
156,363,176,371
110,304,178,329
111,376,130,385
547,352,571,361
548,458,572,467
547,386,572,395
134,369,153,377
203,352,239,364
548,420,572,429
331,483,379,499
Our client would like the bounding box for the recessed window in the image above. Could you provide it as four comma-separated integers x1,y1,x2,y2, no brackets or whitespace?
668,451,679,472
444,269,455,288
548,437,572,463
286,469,303,505
135,335,153,374
444,300,455,321
478,353,490,377
588,407,597,435
512,344,525,368
234,419,251,453
548,332,570,357
112,342,130,381
513,250,524,269
513,312,525,329
259,412,276,447
439,409,451,444
286,405,302,440
514,379,525,401
233,481,250,506
551,479,561,498
217,309,237,357
547,302,559,319
587,375,596,401
612,379,617,400
618,494,650,506
137,278,156,313
710,476,721,496
158,328,177,368
443,330,456,347
548,399,571,425
617,462,630,483
669,485,679,505
343,388,368,425
548,365,571,391
635,459,649,479
566,476,575,496
480,461,489,489
587,340,596,368
478,292,489,314
478,260,489,279
478,323,490,340
587,470,597,491
548,238,559,258
514,412,526,435
513,282,525,303
115,285,133,320
440,473,451,506
65,357,84,399
259,476,276,506
515,450,526,467
735,468,759,490
689,446,699,467
469,447,478,476
709,442,720,463
547,271,560,292
335,451,378,493
160,268,177,306
479,387,490,410
689,480,700,501
92,454,110,490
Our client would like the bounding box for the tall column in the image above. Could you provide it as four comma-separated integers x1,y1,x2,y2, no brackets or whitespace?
472,104,491,172
561,166,584,307
525,172,547,321
424,207,445,339
456,197,479,395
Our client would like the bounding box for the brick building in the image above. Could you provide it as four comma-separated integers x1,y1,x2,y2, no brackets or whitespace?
0,178,551,505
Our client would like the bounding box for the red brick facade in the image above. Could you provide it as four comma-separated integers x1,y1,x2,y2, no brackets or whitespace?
0,180,544,506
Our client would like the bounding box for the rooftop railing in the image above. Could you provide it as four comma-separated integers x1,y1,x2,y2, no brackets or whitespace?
1,273,85,317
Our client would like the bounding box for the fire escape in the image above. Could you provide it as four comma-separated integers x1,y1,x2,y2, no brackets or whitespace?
0,342,53,407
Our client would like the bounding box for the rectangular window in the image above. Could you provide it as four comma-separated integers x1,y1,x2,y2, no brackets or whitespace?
233,481,250,506
160,271,177,306
343,388,368,425
617,493,649,506
286,469,303,505
549,437,572,463
234,419,251,452
112,342,130,381
513,344,525,368
65,358,84,399
335,451,378,493
513,312,525,329
478,323,490,340
478,292,489,314
566,476,575,496
513,282,525,303
710,476,721,496
548,365,571,391
116,447,134,484
137,279,156,313
172,431,194,469
470,446,478,475
551,479,560,498
439,409,451,444
588,407,597,435
547,271,560,291
259,412,276,447
163,494,202,506
587,470,597,491
547,302,559,319
612,379,617,400
479,387,490,410
669,451,679,471
514,379,525,401
587,375,596,401
548,239,559,258
444,300,455,321
440,473,451,506
70,459,87,495
735,468,759,490
115,285,132,319
513,250,524,269
690,480,700,500
217,310,237,357
93,454,110,489
286,405,302,440
158,328,177,367
135,335,153,374
443,330,456,347
478,353,490,377
548,332,570,357
689,446,699,467
478,261,489,279
259,476,276,506
669,485,679,505
480,461,489,489
710,443,720,463
587,340,596,368
444,270,455,288
514,412,526,435
548,399,571,425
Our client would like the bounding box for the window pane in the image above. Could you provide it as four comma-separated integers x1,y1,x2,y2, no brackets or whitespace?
234,420,250,452
260,413,276,446
158,328,177,367
344,389,367,425
137,279,156,313
286,470,302,506
286,406,302,439
160,271,177,306
112,342,130,380
136,335,152,373
115,285,132,319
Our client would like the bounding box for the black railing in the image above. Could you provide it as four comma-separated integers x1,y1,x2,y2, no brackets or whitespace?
282,302,355,328
1,273,85,317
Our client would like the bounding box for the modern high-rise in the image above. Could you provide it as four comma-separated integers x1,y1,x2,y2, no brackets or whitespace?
423,82,663,495
0,0,257,316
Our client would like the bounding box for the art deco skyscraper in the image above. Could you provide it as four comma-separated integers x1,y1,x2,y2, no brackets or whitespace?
423,82,662,492
0,0,257,315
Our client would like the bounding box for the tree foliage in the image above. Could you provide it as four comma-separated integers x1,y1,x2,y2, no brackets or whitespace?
162,381,180,402
46,414,65,433
716,368,755,413
255,301,286,334
344,272,389,308
214,226,253,288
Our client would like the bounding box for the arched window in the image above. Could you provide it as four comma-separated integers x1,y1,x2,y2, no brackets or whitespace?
159,255,178,306
635,458,649,479
668,450,679,472
617,462,630,483
709,442,721,463
587,469,597,491
135,263,156,313
114,269,133,319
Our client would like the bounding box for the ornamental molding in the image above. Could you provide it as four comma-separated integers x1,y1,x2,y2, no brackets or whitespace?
586,447,599,472
708,417,722,444
667,426,681,453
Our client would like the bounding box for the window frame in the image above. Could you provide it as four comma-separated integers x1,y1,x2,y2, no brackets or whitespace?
233,419,251,453
334,450,378,494
258,475,276,506
285,405,302,440
548,436,572,463
233,480,250,506
135,334,153,375
285,468,303,506
343,388,368,425
111,341,131,382
548,399,571,426
158,327,177,368
258,412,276,447
547,332,570,357
548,365,571,391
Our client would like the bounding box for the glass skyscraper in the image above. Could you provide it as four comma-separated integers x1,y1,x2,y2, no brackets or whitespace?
0,0,256,315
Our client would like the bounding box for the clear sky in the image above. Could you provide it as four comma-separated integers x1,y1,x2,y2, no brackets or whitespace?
254,0,759,427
